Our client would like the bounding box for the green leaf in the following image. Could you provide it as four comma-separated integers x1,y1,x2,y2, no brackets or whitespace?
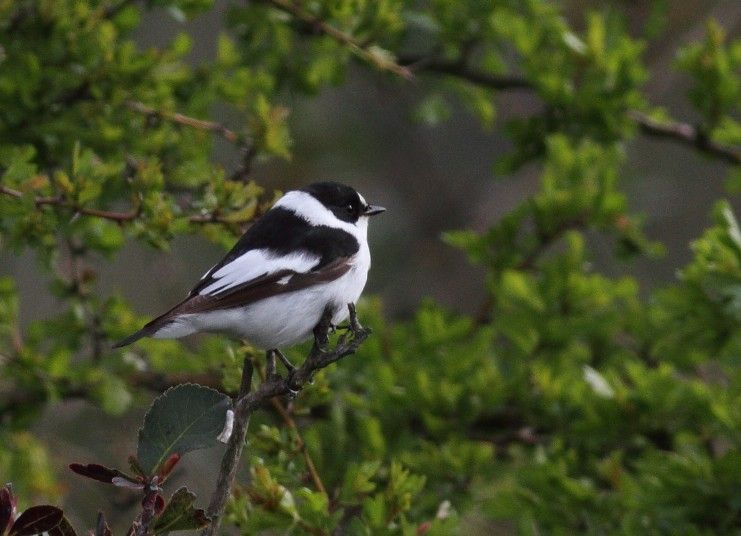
137,384,231,474
153,487,210,533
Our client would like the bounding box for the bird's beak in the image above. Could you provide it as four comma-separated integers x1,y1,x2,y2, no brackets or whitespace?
363,204,386,216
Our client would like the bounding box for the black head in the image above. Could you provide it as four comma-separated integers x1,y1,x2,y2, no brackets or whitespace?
302,182,385,223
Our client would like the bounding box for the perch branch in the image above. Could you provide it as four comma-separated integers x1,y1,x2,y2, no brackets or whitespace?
236,304,369,415
201,304,370,536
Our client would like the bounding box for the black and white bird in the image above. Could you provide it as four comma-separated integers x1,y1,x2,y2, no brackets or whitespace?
114,182,384,355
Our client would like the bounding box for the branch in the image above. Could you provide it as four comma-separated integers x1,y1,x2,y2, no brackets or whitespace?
126,100,259,183
399,55,533,90
0,185,140,222
398,54,741,165
100,0,137,19
0,185,258,226
260,0,412,79
202,304,370,536
271,392,328,496
125,101,242,145
202,358,254,536
128,481,161,536
238,305,370,414
629,110,740,165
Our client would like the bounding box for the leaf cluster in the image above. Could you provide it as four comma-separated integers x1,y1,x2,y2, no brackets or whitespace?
1,0,740,534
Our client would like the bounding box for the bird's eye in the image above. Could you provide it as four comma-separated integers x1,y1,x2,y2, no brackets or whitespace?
346,203,354,214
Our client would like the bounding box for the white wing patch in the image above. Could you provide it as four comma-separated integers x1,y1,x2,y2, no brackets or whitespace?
199,249,319,296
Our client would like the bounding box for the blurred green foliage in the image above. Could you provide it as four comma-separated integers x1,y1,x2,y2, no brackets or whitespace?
0,0,739,534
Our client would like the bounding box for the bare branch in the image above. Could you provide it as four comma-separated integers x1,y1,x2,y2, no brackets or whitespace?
260,0,412,79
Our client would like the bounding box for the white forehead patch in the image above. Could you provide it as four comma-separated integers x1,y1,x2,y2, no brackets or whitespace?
357,192,367,206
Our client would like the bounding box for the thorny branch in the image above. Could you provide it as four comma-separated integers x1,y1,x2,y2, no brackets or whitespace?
201,303,370,536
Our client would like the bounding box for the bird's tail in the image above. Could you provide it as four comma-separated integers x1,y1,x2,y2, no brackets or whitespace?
112,298,194,348
112,328,150,348
112,318,165,348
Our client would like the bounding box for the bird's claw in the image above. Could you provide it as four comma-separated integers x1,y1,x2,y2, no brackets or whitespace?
285,369,300,400
274,349,296,374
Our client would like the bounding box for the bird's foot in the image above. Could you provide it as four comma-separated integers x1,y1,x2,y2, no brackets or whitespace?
266,350,278,380
286,384,299,400
274,348,296,375
347,303,364,333
269,349,300,399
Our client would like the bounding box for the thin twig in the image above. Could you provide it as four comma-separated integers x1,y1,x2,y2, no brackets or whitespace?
260,0,412,79
0,185,140,221
399,55,533,90
63,237,105,362
201,304,370,536
126,100,260,182
125,101,242,145
128,480,161,536
271,392,328,496
629,110,740,165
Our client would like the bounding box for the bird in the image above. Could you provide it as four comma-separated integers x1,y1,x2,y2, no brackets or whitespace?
113,182,385,369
